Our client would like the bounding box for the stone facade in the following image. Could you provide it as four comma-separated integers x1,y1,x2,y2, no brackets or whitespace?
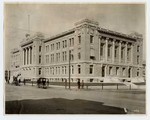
10,19,144,83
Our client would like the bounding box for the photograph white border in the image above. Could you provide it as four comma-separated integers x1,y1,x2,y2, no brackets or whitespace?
0,0,149,120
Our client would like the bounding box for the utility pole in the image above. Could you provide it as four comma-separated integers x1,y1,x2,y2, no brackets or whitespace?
68,50,71,89
26,15,30,38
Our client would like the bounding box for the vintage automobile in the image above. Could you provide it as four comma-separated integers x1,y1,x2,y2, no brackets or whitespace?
37,77,47,89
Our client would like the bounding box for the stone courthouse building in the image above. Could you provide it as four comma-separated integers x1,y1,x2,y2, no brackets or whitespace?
10,19,144,84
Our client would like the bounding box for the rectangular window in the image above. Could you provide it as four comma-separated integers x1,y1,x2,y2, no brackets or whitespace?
51,44,52,51
39,68,41,75
59,42,60,49
65,51,67,61
71,65,74,74
50,67,52,75
137,56,139,64
56,67,57,75
72,38,74,46
127,48,131,61
52,54,54,63
39,46,42,52
62,52,64,61
116,67,119,75
100,43,104,56
78,52,81,59
62,41,64,48
45,45,49,52
122,68,126,76
137,69,139,76
121,47,124,59
65,40,67,48
78,65,81,74
53,44,54,50
56,53,58,62
89,65,93,74
58,67,60,74
48,55,49,64
45,55,49,64
90,35,94,44
109,67,112,75
69,38,71,47
78,36,81,44
52,67,54,75
51,54,54,63
137,45,140,52
51,44,54,51
90,79,93,82
58,53,60,62
108,45,111,57
56,43,58,50
69,38,74,47
64,66,67,74
39,55,41,64
70,50,74,61
115,46,117,58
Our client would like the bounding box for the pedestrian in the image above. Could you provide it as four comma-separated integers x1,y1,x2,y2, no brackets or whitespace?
23,79,26,85
47,79,49,87
81,80,84,89
65,79,67,89
77,79,80,89
19,79,21,83
37,79,41,88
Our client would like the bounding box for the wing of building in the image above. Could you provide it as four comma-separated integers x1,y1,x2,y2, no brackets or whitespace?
10,19,145,85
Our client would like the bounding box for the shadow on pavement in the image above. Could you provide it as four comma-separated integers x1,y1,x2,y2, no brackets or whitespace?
5,98,126,114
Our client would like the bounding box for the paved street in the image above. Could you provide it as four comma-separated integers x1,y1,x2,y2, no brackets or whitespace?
5,84,145,114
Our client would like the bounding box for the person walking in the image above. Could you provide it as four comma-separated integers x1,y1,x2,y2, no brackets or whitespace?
23,79,26,85
77,79,80,89
65,79,67,89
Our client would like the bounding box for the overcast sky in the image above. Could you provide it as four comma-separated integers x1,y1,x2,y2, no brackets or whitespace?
4,3,145,69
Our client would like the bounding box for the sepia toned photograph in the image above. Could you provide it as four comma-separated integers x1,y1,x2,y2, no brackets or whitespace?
4,3,146,114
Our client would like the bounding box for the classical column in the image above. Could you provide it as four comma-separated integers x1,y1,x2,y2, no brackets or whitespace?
99,36,102,60
105,38,108,61
29,47,30,64
26,48,28,65
125,42,128,63
32,47,34,64
131,44,133,64
23,49,24,65
24,49,26,65
30,47,32,64
26,48,27,65
112,39,115,63
119,41,122,63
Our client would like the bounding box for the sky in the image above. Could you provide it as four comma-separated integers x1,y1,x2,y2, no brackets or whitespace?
4,3,145,69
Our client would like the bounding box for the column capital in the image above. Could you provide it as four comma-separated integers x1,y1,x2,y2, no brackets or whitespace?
106,37,109,40
99,35,102,39
29,46,32,49
119,41,123,44
113,39,116,43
